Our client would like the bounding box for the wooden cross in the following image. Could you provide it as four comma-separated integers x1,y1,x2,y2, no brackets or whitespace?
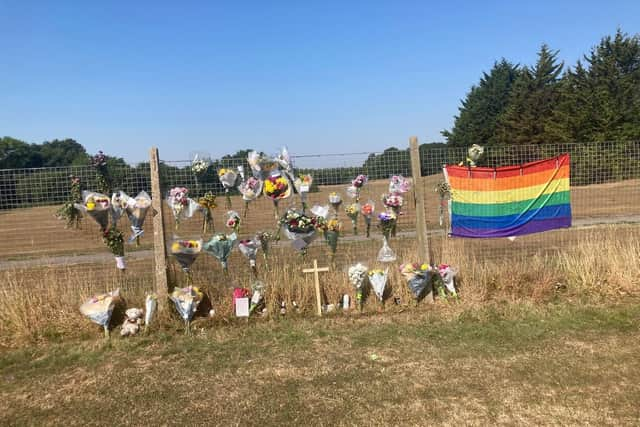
303,259,330,316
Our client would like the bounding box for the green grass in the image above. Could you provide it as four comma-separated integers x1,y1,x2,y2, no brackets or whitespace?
1,303,640,426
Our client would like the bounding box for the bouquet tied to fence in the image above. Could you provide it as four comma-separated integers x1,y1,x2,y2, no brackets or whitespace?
346,174,368,202
75,190,111,231
169,286,203,333
225,210,241,235
203,233,237,273
197,192,217,234
328,192,342,216
348,263,368,312
293,174,313,212
80,288,120,338
238,176,262,217
56,175,82,229
255,231,272,269
345,203,360,235
377,211,397,262
218,167,239,209
103,226,126,270
238,238,260,273
167,187,197,230
322,218,342,261
361,201,375,238
191,153,210,188
389,175,411,194
264,171,292,219
279,209,319,258
170,238,203,283
248,150,279,179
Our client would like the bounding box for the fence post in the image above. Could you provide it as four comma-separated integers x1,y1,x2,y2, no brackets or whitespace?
149,147,169,312
409,136,433,303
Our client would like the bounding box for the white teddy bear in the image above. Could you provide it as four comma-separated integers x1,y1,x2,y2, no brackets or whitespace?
120,308,144,337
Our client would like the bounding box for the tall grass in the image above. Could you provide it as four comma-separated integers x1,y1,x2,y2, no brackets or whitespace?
1,226,638,348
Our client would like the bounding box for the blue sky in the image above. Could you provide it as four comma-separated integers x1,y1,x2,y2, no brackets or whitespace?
1,1,639,164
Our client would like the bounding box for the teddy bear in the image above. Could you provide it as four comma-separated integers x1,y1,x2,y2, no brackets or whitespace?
120,308,144,337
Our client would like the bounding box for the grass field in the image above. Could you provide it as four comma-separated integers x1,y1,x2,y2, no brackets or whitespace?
1,302,639,426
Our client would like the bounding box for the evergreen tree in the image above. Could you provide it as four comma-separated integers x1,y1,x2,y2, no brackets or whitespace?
442,59,519,146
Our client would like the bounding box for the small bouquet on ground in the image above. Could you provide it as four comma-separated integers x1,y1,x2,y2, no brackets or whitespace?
328,192,342,216
75,190,111,231
250,280,266,314
197,192,217,234
345,203,360,235
238,238,259,275
103,227,126,270
348,263,368,312
361,201,375,238
294,174,313,212
346,174,368,202
170,238,203,284
169,286,203,333
368,268,388,304
218,167,239,209
264,171,292,219
225,210,241,235
125,191,151,244
437,264,458,299
191,153,210,189
56,175,82,229
144,293,157,331
377,211,397,262
167,187,197,230
238,176,263,217
80,288,120,338
322,218,342,262
255,231,272,269
279,209,318,259
203,233,237,273
400,263,434,301
389,175,411,194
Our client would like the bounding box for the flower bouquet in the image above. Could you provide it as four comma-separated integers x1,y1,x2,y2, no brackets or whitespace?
144,293,157,331
368,268,388,304
346,174,368,202
328,192,342,217
264,171,292,219
323,218,342,262
91,150,111,194
169,285,203,333
435,181,451,227
275,146,293,174
382,193,404,237
279,209,318,258
361,201,375,238
197,191,217,234
248,150,279,179
293,174,313,212
218,167,239,209
250,280,266,314
348,263,368,312
75,190,111,231
170,238,203,284
203,233,237,273
389,175,411,194
167,187,197,230
80,288,120,338
103,226,126,270
238,238,259,274
255,231,272,269
225,210,241,235
437,264,458,299
238,176,263,217
345,203,360,235
56,175,82,229
191,153,210,189
377,211,397,262
400,263,434,301
125,191,151,244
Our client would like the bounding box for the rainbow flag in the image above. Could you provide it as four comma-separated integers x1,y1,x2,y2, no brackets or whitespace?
443,154,571,238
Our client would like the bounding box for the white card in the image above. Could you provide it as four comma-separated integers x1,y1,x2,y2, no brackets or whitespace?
300,185,310,192
235,297,249,317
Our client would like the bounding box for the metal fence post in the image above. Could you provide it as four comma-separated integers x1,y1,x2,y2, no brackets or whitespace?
149,147,169,312
409,136,433,303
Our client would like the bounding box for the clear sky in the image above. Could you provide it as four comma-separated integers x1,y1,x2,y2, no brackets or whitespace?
1,1,639,164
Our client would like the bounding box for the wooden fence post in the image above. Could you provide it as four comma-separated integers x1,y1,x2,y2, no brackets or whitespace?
149,147,169,312
409,136,433,303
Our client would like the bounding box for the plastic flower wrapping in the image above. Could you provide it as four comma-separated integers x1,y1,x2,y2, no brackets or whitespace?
125,191,151,244
279,209,318,256
347,174,368,202
191,153,210,177
110,191,127,225
382,193,404,209
322,218,342,260
348,263,368,311
248,150,279,179
74,190,111,231
203,233,237,272
400,263,435,300
225,210,241,235
170,238,203,282
167,187,197,230
250,280,266,313
169,286,203,330
103,227,126,269
218,167,239,208
145,293,157,330
294,174,313,212
275,146,293,175
328,192,342,216
377,212,397,262
389,175,411,194
368,269,388,301
79,288,120,337
438,264,458,298
255,231,272,268
361,201,375,238
197,191,217,234
238,176,263,216
345,203,360,235
238,238,259,270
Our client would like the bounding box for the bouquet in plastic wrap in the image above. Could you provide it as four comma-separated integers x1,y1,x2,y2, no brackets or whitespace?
125,191,151,244
167,187,197,230
170,238,203,283
437,264,458,299
368,268,388,303
250,280,266,314
361,201,375,238
75,190,111,231
264,171,292,219
144,293,157,331
389,175,411,194
400,263,435,301
191,153,210,188
110,191,127,225
169,286,203,333
345,203,360,235
434,181,451,227
248,150,279,179
323,218,342,262
279,209,318,259
382,193,404,237
218,167,239,209
346,174,368,202
56,175,83,229
103,226,126,270
255,231,272,269
225,210,241,235
238,176,262,217
294,174,313,212
203,233,237,273
348,263,368,312
80,288,120,338
91,150,112,194
377,211,397,262
328,192,342,217
197,191,217,234
238,238,259,275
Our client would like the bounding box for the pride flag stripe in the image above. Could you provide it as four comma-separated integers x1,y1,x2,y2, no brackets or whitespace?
452,177,569,205
451,190,570,217
447,165,569,192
